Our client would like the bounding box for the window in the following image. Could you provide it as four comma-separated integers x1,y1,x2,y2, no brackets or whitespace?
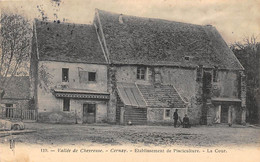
196,65,203,82
88,72,96,82
5,104,14,118
5,104,13,108
62,68,69,82
79,71,97,83
164,109,171,119
213,67,218,82
137,67,146,80
63,98,70,111
184,56,190,61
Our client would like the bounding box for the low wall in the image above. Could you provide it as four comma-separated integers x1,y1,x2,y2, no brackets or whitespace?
38,111,79,124
147,108,188,125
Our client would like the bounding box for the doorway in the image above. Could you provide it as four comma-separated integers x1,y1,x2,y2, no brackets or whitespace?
221,105,229,123
83,103,96,124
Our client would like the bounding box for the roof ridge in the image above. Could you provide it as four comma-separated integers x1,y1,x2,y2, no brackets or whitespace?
35,19,93,27
96,8,208,28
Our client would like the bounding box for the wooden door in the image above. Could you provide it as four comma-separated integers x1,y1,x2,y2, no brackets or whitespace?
83,104,96,124
221,105,229,123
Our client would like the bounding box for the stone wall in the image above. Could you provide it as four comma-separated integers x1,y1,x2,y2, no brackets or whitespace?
110,65,243,125
147,108,187,125
36,61,108,123
107,66,117,123
38,99,107,124
212,70,239,98
113,65,201,123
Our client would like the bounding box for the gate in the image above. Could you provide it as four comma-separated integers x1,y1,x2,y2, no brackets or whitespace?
1,107,37,121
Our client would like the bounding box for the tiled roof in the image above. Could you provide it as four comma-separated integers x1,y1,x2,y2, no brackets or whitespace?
137,84,187,108
96,9,244,70
3,76,30,99
35,20,107,64
117,82,187,108
116,82,146,108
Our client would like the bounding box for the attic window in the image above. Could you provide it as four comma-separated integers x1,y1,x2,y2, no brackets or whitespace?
184,56,190,61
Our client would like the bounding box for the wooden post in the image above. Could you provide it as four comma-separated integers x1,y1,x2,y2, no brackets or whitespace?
120,107,125,125
228,106,233,126
215,105,221,123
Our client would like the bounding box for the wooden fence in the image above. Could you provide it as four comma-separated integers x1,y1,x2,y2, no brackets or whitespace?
1,107,37,121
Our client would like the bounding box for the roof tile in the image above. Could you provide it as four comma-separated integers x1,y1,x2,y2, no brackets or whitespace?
3,76,30,99
96,9,243,70
35,20,107,64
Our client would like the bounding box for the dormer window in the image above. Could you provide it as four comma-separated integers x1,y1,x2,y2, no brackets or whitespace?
137,67,146,80
184,56,190,61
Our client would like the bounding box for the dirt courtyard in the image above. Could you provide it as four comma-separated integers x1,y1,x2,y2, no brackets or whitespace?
0,123,259,147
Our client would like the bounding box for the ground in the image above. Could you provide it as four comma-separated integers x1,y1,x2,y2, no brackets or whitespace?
0,123,259,147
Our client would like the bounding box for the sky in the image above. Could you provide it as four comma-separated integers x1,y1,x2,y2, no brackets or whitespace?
0,0,259,44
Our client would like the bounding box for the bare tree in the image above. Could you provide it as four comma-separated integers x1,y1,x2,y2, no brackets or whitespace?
37,0,67,23
231,34,260,124
0,12,31,99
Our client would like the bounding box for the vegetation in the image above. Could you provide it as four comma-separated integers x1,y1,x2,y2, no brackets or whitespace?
0,12,31,98
231,35,260,124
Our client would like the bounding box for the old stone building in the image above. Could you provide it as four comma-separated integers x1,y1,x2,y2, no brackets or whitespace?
30,9,246,125
0,76,34,119
30,20,109,124
93,9,246,125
